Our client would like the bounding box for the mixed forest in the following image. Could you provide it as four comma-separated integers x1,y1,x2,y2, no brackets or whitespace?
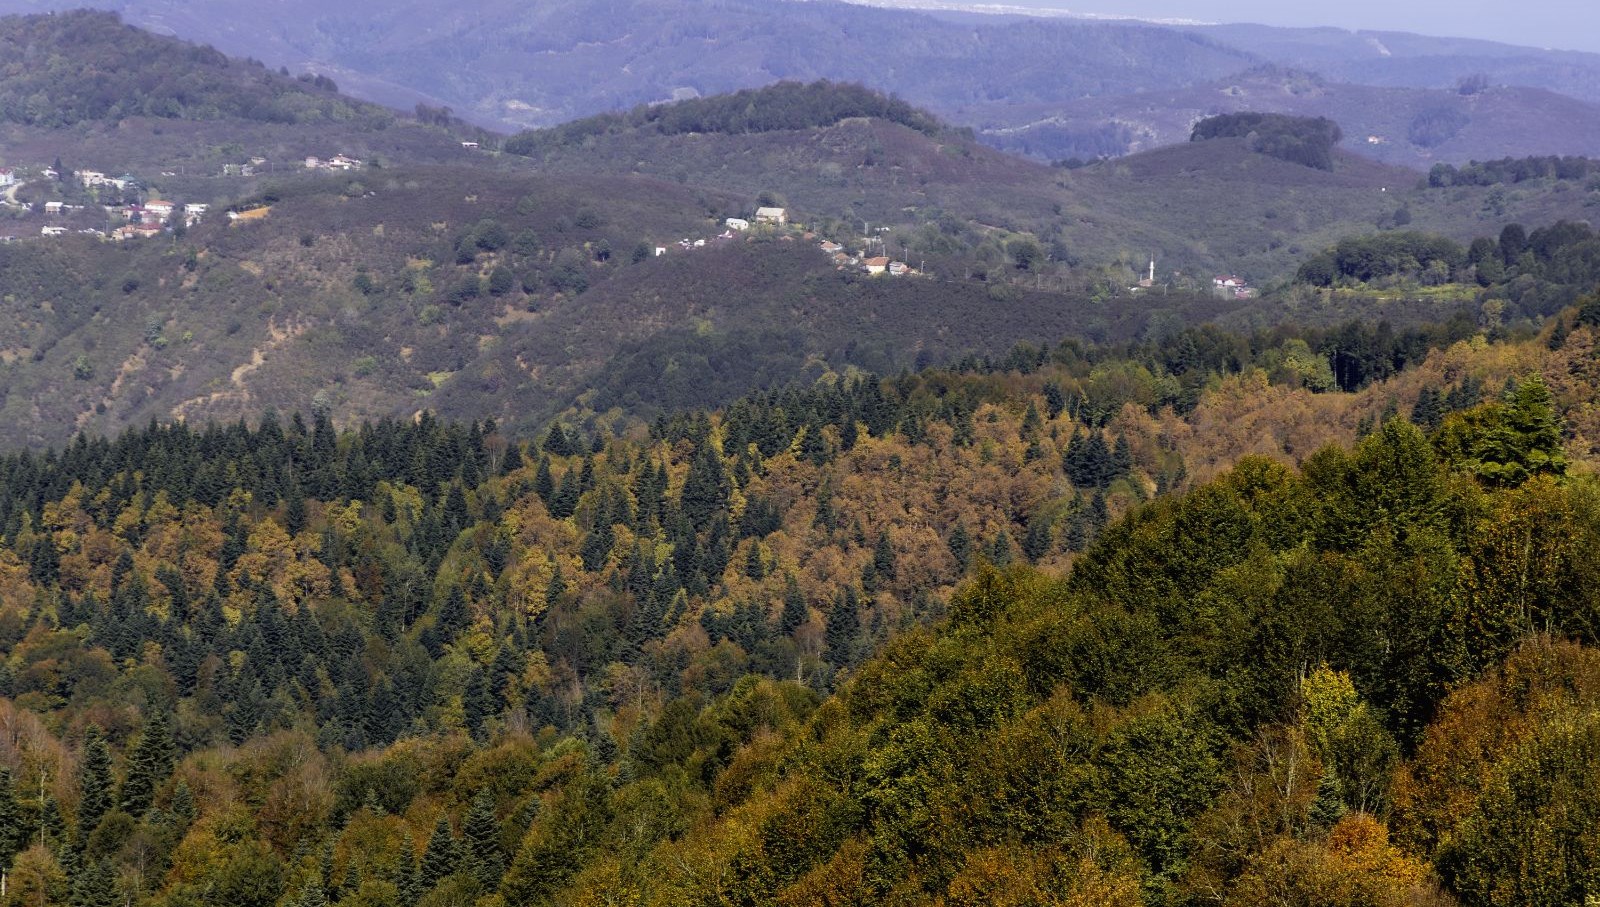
8,11,1600,907
2,295,1600,905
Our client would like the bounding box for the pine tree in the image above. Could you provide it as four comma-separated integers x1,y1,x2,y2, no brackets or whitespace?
120,709,176,816
872,530,896,581
396,830,422,903
70,859,118,907
285,485,308,536
550,469,581,519
462,788,505,888
296,875,329,907
464,668,494,741
1023,518,1052,562
533,456,555,505
76,726,115,837
948,522,972,574
542,424,573,457
681,443,730,532
743,542,766,581
825,588,860,668
500,440,525,475
780,574,808,634
419,814,460,888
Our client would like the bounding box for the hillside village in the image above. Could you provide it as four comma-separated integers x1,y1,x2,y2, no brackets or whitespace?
0,151,365,243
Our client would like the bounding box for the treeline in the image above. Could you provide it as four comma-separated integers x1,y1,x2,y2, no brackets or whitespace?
0,10,391,128
1295,220,1600,317
1190,111,1343,171
1427,154,1597,188
504,80,946,157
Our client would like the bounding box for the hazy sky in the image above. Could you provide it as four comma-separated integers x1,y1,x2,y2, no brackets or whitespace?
1037,1,1600,54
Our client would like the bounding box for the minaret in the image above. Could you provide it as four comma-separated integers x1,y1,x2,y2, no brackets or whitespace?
1148,256,1155,284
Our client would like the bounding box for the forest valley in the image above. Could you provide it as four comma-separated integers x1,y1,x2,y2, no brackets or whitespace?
3,298,1600,907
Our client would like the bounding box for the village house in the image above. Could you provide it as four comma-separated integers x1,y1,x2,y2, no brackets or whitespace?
40,225,67,236
862,256,889,275
44,201,63,215
819,240,843,254
725,217,750,231
1212,275,1257,300
0,168,14,187
755,206,787,226
184,203,209,225
460,141,480,150
654,246,667,257
76,170,130,192
887,260,909,276
144,200,176,221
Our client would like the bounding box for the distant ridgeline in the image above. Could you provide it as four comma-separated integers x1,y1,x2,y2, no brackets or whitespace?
1190,112,1343,171
1427,154,1599,187
504,80,948,157
0,9,390,128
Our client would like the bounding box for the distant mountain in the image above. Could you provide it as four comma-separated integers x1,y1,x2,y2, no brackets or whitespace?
0,0,1260,128
5,0,1600,172
1188,23,1600,104
968,66,1600,166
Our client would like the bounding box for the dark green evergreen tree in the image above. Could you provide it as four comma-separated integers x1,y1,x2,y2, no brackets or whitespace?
119,709,176,816
824,588,860,668
419,814,460,888
76,726,115,837
779,574,809,635
462,788,505,888
70,859,119,907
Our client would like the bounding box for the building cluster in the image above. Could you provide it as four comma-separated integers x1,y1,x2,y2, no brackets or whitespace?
75,170,138,192
304,154,364,172
1212,274,1258,299
816,238,916,277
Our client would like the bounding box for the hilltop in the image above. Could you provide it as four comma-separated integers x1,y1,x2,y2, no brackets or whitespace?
0,9,390,129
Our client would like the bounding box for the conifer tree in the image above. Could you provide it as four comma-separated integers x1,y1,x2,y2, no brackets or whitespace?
70,859,118,907
780,574,808,634
825,588,860,668
550,469,581,519
462,788,505,888
419,814,460,888
120,709,175,816
533,456,555,505
76,727,114,837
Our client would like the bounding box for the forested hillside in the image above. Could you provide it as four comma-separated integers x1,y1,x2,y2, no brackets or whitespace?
2,304,1600,905
0,10,389,129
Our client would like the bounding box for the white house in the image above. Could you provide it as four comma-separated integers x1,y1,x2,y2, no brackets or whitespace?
144,200,176,220
461,141,480,150
0,168,14,187
754,206,787,225
44,201,63,215
41,225,67,236
862,256,889,275
725,217,750,231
